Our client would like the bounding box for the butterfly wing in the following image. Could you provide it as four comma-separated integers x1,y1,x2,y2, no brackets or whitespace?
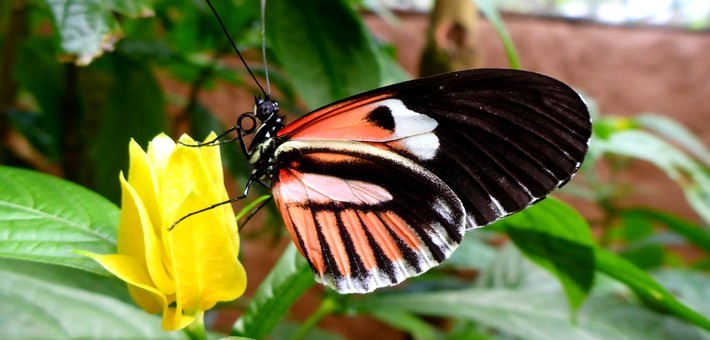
272,143,466,293
272,69,591,293
278,68,591,229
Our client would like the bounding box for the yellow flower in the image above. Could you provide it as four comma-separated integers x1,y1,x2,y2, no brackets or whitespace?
83,133,246,331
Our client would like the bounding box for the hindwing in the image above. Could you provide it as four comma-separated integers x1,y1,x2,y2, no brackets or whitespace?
272,141,465,293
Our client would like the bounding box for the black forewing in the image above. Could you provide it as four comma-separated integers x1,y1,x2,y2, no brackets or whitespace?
396,69,590,228
280,69,591,229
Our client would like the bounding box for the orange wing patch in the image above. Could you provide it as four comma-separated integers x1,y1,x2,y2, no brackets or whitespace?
278,97,438,146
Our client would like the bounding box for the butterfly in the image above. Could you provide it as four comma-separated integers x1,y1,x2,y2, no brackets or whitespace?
183,0,591,294
211,68,590,294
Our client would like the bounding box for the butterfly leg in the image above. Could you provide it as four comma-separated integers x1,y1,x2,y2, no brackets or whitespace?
168,193,248,231
238,196,274,231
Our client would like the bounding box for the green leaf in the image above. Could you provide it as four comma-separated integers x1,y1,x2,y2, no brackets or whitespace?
619,244,665,269
0,259,130,303
93,55,167,203
232,244,314,338
0,166,118,274
267,0,381,109
595,248,710,331
356,286,709,339
45,0,116,64
0,261,178,338
44,0,152,64
496,198,595,312
595,130,710,224
619,211,654,242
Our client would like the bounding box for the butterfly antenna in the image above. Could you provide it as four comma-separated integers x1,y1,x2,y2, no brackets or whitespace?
261,0,271,96
204,0,267,97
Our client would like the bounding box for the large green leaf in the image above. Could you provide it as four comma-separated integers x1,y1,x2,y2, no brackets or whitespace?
0,166,118,274
267,0,381,109
496,198,595,312
355,286,709,339
0,259,130,303
356,256,710,338
0,260,178,338
232,244,314,338
44,0,154,64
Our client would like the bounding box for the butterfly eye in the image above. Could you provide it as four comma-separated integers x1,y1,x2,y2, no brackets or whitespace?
256,99,279,121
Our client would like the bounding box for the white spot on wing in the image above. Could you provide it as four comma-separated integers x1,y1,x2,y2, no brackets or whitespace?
374,98,440,160
378,99,438,138
399,132,439,160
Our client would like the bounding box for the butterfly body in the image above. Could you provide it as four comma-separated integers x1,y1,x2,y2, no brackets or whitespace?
238,69,591,294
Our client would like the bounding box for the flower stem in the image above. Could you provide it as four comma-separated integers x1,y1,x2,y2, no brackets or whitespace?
293,296,338,340
184,312,206,340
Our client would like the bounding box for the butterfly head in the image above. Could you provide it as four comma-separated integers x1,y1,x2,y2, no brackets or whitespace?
255,96,279,122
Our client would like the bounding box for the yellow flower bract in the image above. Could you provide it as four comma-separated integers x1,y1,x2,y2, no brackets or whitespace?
85,133,246,331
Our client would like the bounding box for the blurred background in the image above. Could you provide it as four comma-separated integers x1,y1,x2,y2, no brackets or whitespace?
1,0,709,338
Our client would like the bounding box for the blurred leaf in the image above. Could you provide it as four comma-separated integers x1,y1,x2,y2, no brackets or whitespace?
0,261,177,338
619,211,654,242
497,198,595,313
595,248,710,331
14,38,63,158
596,130,710,224
44,0,154,64
477,0,521,69
622,208,710,253
232,244,314,338
270,321,343,340
637,114,710,165
370,310,439,340
0,166,118,274
652,269,710,318
267,0,381,109
356,286,709,339
620,244,665,269
93,55,166,203
444,233,498,271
